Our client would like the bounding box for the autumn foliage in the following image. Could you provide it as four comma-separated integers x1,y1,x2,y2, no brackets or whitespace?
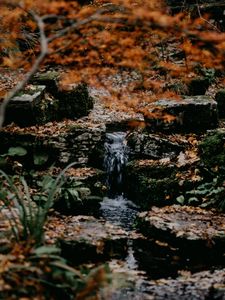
1,0,225,113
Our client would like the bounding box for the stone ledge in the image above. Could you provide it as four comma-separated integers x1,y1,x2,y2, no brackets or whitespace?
145,96,218,133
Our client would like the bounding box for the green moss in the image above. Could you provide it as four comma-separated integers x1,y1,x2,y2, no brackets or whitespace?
199,130,225,172
34,71,59,81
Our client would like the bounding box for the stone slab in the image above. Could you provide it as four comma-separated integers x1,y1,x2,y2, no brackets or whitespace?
137,205,225,258
145,96,218,133
46,214,129,263
5,85,46,126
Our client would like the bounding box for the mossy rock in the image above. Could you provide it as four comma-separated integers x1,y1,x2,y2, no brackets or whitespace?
58,83,93,119
31,72,94,120
125,159,176,179
4,85,50,127
188,77,210,96
199,129,225,175
30,71,60,96
124,160,178,209
127,131,184,160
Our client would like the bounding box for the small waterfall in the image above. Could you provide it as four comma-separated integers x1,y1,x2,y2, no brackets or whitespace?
103,132,128,197
101,131,146,297
101,131,137,231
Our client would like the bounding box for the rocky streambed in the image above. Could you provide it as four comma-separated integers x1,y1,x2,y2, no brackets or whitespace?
1,70,225,299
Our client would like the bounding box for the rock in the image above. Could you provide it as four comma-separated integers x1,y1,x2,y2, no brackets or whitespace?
58,83,93,119
0,122,105,169
199,128,225,175
145,96,218,133
144,268,225,300
127,131,183,160
215,89,225,118
4,85,47,127
188,77,210,96
46,215,128,263
30,71,60,96
124,160,178,209
31,71,94,120
137,205,225,263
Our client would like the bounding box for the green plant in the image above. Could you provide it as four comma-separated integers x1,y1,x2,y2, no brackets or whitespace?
0,243,109,299
0,162,77,246
176,177,225,210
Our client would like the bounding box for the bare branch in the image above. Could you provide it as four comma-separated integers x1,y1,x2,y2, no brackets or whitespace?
0,12,48,129
0,3,120,129
47,4,121,43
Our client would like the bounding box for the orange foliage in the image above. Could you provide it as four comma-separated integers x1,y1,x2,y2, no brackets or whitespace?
1,0,225,107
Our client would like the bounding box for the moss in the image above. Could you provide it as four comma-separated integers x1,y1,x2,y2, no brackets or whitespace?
125,173,177,209
199,130,225,173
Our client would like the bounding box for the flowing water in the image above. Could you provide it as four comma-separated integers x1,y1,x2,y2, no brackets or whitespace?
101,131,137,231
100,132,139,270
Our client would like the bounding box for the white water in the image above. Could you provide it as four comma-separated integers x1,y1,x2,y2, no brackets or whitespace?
101,132,139,270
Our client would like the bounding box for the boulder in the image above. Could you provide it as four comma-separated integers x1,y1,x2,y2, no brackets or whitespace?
57,83,93,119
145,96,218,133
30,71,60,96
188,77,210,96
124,160,179,209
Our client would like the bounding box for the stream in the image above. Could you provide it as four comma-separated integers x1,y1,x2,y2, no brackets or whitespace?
100,132,147,297
97,131,225,299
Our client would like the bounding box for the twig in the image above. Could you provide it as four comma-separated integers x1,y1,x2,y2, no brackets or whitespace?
0,13,48,128
47,4,119,43
196,0,221,32
0,3,119,129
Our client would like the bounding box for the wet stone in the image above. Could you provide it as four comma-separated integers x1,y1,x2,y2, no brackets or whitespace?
137,205,225,262
46,215,129,264
145,96,218,133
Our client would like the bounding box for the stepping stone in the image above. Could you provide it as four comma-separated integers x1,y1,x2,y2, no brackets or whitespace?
45,214,129,264
145,96,218,133
137,205,225,261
